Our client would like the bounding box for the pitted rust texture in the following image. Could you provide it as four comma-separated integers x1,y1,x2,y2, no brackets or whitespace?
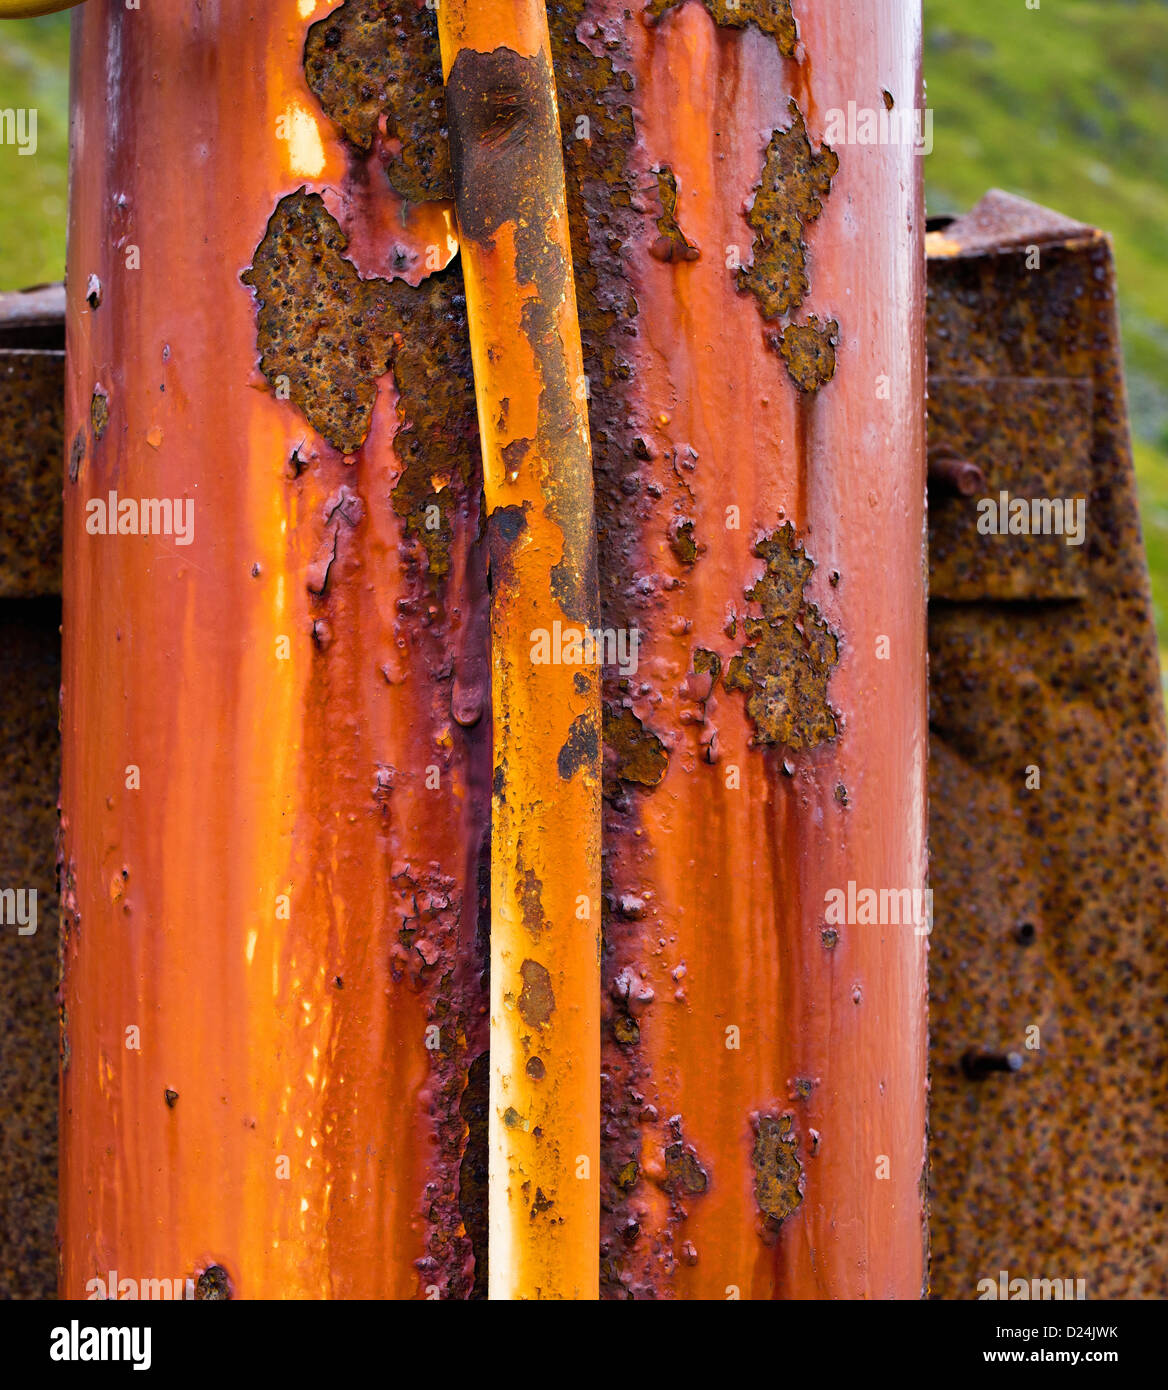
446,43,598,626
738,102,839,392
0,351,64,598
643,0,798,53
391,858,487,1297
929,378,1091,601
0,601,61,1298
387,269,481,579
769,316,838,393
649,166,699,264
927,192,1168,1300
457,1051,489,1299
544,4,666,1298
389,861,459,990
723,524,839,750
518,958,556,1028
242,190,407,455
304,0,451,202
751,1112,804,1229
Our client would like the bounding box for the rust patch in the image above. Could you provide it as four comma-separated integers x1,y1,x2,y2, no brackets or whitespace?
518,958,555,1028
693,647,722,681
769,316,838,393
724,524,839,750
603,704,669,789
193,1264,232,1300
738,101,837,323
69,430,84,485
752,1112,804,1226
649,165,699,264
669,517,699,566
243,192,475,570
644,0,798,54
664,1124,709,1196
738,100,840,391
242,189,404,454
558,710,600,781
90,386,109,440
387,269,481,579
517,856,546,940
303,0,451,202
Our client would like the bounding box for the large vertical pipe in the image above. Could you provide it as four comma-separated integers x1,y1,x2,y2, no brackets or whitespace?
61,1,491,1299
437,0,602,1301
560,0,929,1297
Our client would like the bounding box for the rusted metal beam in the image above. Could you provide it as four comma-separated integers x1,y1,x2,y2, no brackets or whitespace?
0,286,64,598
927,189,1168,1299
437,0,602,1302
0,283,64,1299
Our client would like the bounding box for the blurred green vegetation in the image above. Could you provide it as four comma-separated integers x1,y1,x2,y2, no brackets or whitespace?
0,3,1166,662
0,13,69,292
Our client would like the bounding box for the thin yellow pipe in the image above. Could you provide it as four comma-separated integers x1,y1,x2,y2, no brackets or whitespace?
436,0,601,1300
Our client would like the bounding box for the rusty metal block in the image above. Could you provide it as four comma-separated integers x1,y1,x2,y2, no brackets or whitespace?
0,600,60,1300
0,284,65,1297
927,191,1168,1300
929,377,1092,601
0,285,65,598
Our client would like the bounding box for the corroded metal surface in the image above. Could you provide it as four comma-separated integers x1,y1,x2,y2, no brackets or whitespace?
0,295,64,1298
60,0,926,1299
0,283,64,597
0,601,60,1299
927,190,1168,1300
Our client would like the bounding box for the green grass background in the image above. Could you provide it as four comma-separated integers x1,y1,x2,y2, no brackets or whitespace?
1,3,1166,666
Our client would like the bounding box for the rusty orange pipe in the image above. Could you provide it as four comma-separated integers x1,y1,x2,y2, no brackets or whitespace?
437,1,602,1301
564,0,929,1298
60,0,492,1300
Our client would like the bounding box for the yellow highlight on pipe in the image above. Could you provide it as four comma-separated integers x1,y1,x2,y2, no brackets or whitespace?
0,0,85,17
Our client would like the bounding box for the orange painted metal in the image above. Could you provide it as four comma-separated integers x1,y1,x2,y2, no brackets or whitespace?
436,1,601,1300
60,1,490,1300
